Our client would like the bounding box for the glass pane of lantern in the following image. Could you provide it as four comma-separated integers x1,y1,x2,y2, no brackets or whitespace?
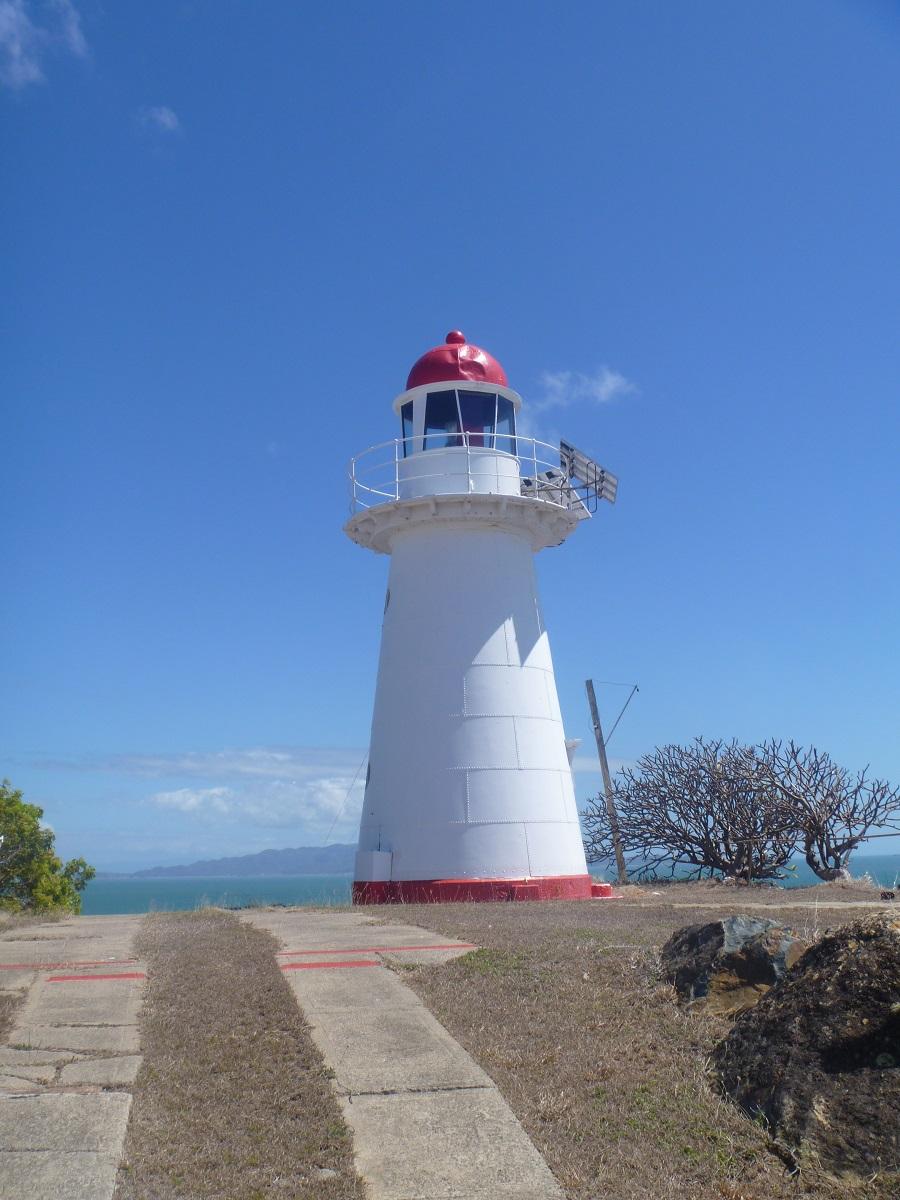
424,390,462,450
400,401,414,456
496,397,516,456
458,391,497,448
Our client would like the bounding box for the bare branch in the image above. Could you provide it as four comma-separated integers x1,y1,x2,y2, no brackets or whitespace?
584,738,799,883
761,740,900,880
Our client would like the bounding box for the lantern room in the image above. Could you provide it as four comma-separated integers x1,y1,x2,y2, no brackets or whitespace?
393,331,522,457
391,332,524,500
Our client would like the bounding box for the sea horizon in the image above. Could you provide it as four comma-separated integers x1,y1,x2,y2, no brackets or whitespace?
79,853,900,916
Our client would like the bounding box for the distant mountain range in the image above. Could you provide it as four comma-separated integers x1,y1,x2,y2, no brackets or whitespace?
104,844,356,879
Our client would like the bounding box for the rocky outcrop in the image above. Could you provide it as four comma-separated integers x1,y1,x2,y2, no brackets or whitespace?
713,911,900,1183
660,916,807,1017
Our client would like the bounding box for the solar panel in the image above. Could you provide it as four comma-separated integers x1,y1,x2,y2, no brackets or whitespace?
559,440,618,509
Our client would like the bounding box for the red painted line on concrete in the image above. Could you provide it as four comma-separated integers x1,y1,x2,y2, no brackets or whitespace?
280,960,380,971
277,944,476,957
0,959,137,972
47,972,146,983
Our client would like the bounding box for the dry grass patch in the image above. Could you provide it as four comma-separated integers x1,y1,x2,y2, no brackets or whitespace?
387,890,897,1200
0,909,70,932
0,990,23,1043
116,909,365,1200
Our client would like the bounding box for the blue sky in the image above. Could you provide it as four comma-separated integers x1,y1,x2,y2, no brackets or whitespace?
3,1,899,871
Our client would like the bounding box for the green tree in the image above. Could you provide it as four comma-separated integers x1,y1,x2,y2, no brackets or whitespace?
0,781,95,913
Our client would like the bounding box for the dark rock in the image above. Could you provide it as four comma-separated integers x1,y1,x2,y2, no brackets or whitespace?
713,912,900,1183
881,891,895,902
660,916,807,1016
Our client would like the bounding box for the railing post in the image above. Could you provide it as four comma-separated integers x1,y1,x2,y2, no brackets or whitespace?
394,438,400,500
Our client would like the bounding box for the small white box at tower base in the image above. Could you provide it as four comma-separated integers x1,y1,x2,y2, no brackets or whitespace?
344,330,619,904
354,850,392,882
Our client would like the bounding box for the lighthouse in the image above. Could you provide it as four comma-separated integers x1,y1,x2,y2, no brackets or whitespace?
346,331,618,903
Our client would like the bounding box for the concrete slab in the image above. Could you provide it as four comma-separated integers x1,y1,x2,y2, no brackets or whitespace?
0,1074,46,1093
0,1150,122,1200
59,1055,142,1087
243,910,376,946
21,978,144,1027
0,916,144,1199
309,999,492,1095
0,970,38,989
243,912,374,931
0,1048,85,1068
13,1024,140,1054
247,916,473,955
283,961,424,1011
0,925,140,973
279,945,473,970
0,1063,56,1085
0,1092,131,1153
342,1087,564,1199
0,933,66,943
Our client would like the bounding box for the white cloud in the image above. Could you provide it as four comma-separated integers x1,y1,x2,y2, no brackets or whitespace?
51,0,84,56
147,771,366,837
97,746,366,784
0,0,43,87
151,786,234,814
30,744,369,842
138,104,181,134
537,366,636,411
0,0,86,90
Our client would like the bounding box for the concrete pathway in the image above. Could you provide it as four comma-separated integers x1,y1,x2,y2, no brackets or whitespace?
0,915,145,1200
245,908,564,1200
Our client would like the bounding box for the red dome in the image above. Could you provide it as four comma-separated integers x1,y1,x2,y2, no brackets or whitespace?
406,331,508,391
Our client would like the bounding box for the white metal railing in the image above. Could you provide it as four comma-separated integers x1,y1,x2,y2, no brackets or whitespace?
347,433,595,517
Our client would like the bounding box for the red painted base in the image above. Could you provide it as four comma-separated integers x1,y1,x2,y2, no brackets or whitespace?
352,874,615,905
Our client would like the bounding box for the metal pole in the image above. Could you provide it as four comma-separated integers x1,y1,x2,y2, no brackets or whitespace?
585,679,628,885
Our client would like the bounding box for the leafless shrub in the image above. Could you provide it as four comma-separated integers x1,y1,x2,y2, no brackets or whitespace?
761,740,900,881
584,738,799,884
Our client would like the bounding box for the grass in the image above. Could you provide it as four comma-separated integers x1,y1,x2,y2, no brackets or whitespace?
115,909,365,1200
0,991,23,1044
384,884,897,1200
0,908,70,932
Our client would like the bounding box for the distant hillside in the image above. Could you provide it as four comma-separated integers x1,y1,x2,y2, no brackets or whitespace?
131,844,356,878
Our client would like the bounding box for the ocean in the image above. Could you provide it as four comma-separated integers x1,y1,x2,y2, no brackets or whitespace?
80,854,900,916
82,874,353,916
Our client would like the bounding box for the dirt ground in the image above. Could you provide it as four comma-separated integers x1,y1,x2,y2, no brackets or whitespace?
380,881,897,1200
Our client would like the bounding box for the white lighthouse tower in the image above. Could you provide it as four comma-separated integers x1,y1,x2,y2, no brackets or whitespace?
346,331,618,903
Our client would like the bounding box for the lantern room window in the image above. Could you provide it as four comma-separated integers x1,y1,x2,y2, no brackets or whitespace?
409,388,517,456
496,396,516,455
458,390,496,448
423,391,462,450
401,401,414,456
